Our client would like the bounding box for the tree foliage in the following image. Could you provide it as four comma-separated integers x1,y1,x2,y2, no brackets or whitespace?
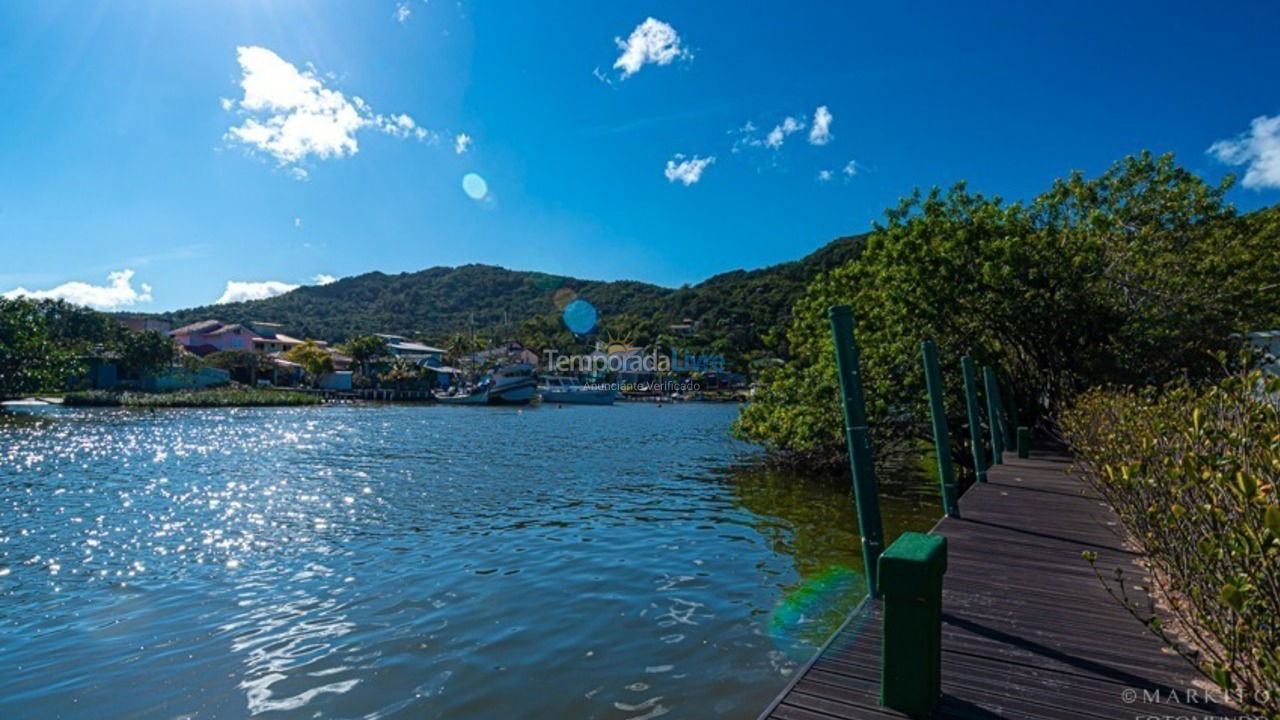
117,329,178,377
737,152,1280,467
283,340,334,386
340,334,389,379
1,298,184,398
0,298,83,399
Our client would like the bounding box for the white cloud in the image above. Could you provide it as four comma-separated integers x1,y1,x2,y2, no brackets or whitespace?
809,105,833,145
394,2,411,23
818,169,833,182
215,280,300,304
454,132,472,154
224,46,434,177
611,18,691,80
730,122,763,153
664,154,714,186
379,112,432,142
765,116,804,149
294,217,302,228
3,269,153,310
313,274,337,286
1209,114,1280,189
842,160,859,177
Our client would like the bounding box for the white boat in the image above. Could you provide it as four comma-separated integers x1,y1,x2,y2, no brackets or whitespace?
435,364,537,406
538,376,616,406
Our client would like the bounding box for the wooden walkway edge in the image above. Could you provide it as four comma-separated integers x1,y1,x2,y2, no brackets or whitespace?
759,450,1236,720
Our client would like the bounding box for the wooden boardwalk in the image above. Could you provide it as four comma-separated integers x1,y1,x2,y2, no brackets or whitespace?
760,450,1235,720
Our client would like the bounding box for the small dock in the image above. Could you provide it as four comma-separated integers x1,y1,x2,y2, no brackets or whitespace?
760,450,1231,720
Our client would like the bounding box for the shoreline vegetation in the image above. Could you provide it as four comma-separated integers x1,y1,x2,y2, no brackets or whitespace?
61,388,323,408
1063,369,1280,717
735,152,1280,474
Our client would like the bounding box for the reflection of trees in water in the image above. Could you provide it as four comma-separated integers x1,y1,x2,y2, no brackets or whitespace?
725,458,942,651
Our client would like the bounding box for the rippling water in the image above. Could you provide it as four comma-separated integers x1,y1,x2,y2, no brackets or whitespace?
0,403,939,719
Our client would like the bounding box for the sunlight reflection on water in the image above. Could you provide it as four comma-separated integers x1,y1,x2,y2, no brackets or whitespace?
0,403,938,719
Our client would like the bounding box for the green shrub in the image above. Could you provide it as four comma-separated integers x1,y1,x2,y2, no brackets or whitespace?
1062,370,1280,714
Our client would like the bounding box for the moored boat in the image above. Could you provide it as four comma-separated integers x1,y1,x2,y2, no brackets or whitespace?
435,364,537,406
538,376,616,405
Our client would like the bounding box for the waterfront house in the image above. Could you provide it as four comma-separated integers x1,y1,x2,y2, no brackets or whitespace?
171,319,306,357
170,320,257,356
375,334,446,366
169,319,226,355
118,316,172,334
247,321,306,355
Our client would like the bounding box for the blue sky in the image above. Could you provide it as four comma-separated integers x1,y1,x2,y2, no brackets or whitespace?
1,0,1278,312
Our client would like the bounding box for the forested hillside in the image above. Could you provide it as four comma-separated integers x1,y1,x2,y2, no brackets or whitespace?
155,232,868,362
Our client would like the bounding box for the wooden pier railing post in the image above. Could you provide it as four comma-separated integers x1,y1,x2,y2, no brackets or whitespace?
1017,426,1030,458
982,365,1005,464
961,355,987,483
996,370,1015,448
829,305,886,598
920,340,959,517
879,532,947,717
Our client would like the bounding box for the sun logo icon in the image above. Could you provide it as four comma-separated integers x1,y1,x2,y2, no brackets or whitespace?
596,330,638,356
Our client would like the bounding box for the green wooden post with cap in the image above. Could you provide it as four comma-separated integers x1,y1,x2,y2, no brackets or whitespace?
879,531,948,716
920,340,959,517
982,365,1005,464
960,355,987,483
828,305,886,598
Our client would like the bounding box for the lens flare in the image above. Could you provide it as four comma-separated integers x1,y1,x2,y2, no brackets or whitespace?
462,173,488,200
562,298,598,334
768,565,866,660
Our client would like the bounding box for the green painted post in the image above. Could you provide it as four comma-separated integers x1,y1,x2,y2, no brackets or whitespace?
829,305,887,599
996,370,1016,447
1017,426,1030,458
982,365,1005,464
960,355,987,483
920,340,959,517
879,532,947,717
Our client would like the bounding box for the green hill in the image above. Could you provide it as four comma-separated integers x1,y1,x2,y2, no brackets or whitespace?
155,232,868,360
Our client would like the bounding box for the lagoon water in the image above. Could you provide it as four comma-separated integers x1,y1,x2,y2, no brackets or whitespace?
0,403,937,719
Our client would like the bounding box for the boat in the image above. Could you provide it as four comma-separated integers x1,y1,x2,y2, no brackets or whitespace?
435,364,538,406
538,376,616,405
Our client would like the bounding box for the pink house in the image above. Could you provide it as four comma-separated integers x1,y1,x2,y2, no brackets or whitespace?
170,320,252,355
170,320,304,357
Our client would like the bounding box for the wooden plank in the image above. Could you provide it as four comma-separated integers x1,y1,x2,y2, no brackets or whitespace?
760,450,1232,720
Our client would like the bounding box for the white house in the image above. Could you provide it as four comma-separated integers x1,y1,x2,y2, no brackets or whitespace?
375,334,446,366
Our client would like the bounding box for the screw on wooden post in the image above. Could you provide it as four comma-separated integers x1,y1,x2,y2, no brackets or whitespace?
1017,426,1031,458
879,532,948,717
960,355,987,483
829,305,886,599
920,340,959,517
982,365,1005,464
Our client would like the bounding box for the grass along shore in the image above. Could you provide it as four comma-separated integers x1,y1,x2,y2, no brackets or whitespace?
62,388,323,408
